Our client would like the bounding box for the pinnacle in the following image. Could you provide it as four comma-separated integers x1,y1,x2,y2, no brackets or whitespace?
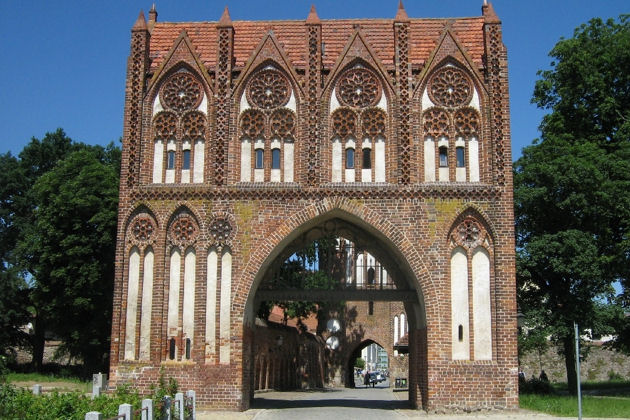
482,2,501,24
218,6,233,27
132,10,147,30
306,4,321,24
394,0,410,22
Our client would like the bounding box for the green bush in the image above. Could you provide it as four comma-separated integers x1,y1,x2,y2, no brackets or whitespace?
608,369,624,381
0,382,142,420
519,376,554,395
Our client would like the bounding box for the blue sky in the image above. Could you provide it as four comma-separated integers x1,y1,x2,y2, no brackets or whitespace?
0,0,627,160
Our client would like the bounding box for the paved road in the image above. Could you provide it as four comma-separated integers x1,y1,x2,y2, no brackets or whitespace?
198,382,630,420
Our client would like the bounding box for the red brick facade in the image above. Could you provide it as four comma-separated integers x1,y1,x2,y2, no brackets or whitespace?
110,2,517,412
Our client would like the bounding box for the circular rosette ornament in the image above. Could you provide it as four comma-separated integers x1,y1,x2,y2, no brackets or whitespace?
169,215,198,247
209,219,233,246
428,66,473,108
336,68,381,108
129,216,156,245
247,69,291,110
161,72,203,113
452,217,484,249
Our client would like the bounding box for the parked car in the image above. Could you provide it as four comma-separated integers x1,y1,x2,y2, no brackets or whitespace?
375,372,385,382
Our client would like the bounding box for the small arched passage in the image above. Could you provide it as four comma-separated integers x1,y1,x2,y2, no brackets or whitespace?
241,206,428,408
346,339,390,388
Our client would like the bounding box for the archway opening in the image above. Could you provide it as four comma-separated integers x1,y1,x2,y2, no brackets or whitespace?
244,214,425,409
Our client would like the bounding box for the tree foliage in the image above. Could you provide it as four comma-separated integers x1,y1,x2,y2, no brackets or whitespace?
515,15,630,392
0,129,120,373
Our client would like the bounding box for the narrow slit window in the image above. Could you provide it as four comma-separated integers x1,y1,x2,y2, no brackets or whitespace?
458,325,464,342
169,338,176,360
439,146,448,167
255,149,264,169
167,150,176,170
182,150,191,170
185,338,191,360
368,301,374,316
346,148,355,169
456,147,465,168
362,148,371,169
271,148,280,169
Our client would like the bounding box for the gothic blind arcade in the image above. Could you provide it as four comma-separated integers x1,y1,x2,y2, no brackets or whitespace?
110,2,517,411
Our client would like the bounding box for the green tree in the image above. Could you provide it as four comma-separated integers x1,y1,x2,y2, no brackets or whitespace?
515,15,630,393
0,153,31,358
19,146,120,373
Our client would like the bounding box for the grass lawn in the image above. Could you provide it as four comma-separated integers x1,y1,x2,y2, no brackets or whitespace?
6,372,91,393
521,390,630,418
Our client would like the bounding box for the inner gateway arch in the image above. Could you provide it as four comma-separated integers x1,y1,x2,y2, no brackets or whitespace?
109,2,517,411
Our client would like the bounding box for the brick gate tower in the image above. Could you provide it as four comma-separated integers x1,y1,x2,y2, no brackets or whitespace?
109,2,517,411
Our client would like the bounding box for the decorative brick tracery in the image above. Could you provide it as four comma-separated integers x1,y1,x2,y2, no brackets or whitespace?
395,19,411,184
485,23,506,185
209,218,233,247
160,72,203,113
246,69,291,110
362,108,386,138
331,109,357,140
153,112,177,138
127,215,156,246
449,214,492,250
306,23,321,185
270,109,295,138
336,68,381,108
454,108,480,137
428,66,473,108
240,109,265,138
181,111,206,140
168,214,198,247
422,108,449,138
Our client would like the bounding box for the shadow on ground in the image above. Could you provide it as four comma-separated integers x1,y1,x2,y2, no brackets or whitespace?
252,388,411,410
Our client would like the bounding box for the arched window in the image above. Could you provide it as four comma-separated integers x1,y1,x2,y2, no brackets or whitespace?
439,146,449,167
362,148,372,169
167,150,176,170
182,149,191,170
255,149,264,169
152,74,207,185
346,148,355,169
456,147,465,167
271,148,281,169
449,215,494,360
240,74,295,183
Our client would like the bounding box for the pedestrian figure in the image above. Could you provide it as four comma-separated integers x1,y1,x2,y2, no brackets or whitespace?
539,370,548,382
364,370,370,388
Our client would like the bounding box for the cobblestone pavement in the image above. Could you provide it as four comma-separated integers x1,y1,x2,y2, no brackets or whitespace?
197,382,630,420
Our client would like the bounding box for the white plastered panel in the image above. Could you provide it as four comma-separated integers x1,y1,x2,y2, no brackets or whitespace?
139,249,154,360
125,248,140,360
193,140,204,183
284,141,294,183
182,248,196,347
469,137,480,182
219,249,232,364
451,248,470,360
206,249,218,355
240,139,251,182
424,138,435,181
332,139,342,182
167,248,181,338
473,248,492,360
153,140,164,183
